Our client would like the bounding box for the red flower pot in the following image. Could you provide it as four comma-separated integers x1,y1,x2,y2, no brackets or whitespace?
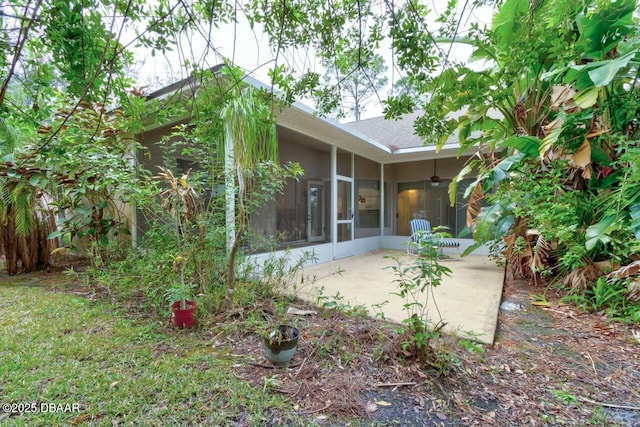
170,300,197,329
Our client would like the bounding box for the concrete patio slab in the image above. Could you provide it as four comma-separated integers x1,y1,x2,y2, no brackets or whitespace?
297,250,505,344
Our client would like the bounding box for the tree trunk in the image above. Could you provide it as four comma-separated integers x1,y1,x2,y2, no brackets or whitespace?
223,206,245,311
1,203,54,275
1,204,19,275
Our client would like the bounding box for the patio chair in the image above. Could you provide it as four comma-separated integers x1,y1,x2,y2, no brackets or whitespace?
407,219,460,255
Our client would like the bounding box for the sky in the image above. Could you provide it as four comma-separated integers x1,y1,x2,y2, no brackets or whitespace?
131,2,495,122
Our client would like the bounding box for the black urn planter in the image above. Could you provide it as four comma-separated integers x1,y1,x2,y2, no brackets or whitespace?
263,325,300,366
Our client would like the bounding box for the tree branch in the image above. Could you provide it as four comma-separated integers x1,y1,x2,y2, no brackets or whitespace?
0,0,44,109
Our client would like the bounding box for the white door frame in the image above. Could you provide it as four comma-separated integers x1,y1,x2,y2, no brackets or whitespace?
336,176,354,238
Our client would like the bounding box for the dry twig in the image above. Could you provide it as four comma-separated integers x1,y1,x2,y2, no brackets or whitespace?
302,401,333,415
582,351,597,377
578,396,640,411
375,382,417,387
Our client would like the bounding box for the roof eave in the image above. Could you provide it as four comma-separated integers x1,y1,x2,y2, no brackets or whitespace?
141,66,471,163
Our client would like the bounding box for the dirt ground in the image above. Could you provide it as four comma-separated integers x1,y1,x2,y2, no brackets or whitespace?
231,277,640,426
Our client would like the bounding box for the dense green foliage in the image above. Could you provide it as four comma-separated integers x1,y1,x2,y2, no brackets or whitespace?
0,0,171,273
3,0,640,321
451,1,639,317
1,1,301,316
419,0,640,299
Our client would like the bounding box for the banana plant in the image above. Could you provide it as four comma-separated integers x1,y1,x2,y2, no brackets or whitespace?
405,0,640,285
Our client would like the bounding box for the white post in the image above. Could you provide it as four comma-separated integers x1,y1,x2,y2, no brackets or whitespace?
330,145,337,258
380,163,384,238
350,153,354,241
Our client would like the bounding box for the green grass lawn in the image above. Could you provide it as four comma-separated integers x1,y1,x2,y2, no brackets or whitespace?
0,280,299,426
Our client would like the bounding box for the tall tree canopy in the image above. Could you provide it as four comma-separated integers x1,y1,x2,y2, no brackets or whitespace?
0,0,187,272
322,48,388,121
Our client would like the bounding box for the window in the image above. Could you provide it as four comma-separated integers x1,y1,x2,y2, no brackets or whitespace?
355,180,380,228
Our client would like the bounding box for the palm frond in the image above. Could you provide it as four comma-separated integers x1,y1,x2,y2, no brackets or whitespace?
0,187,9,223
530,234,551,274
0,118,20,155
607,260,640,282
563,262,602,292
220,86,278,175
10,182,35,238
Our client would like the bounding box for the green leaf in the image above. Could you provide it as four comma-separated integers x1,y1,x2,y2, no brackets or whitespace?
496,152,527,172
29,175,41,187
593,171,621,190
6,169,21,179
564,66,598,91
474,203,513,242
457,119,471,143
630,203,640,240
62,232,72,246
496,216,516,236
492,0,530,54
586,52,635,87
48,230,62,240
590,143,612,166
576,0,636,59
458,225,473,238
449,164,474,207
574,87,600,108
501,136,540,158
461,241,484,257
585,215,621,251
483,168,506,193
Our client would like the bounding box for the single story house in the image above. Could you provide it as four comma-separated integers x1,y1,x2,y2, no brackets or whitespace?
135,67,488,266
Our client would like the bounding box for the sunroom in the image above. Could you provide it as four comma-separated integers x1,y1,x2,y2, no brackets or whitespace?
136,71,484,266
